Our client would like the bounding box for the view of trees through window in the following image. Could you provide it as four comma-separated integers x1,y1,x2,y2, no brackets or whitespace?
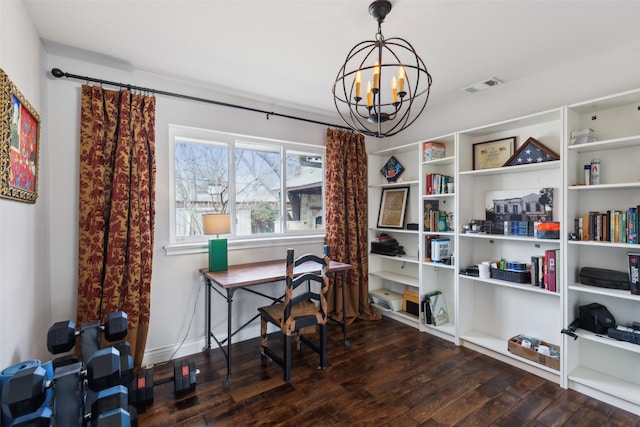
172,129,324,240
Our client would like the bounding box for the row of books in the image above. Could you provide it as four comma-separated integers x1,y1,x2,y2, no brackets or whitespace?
425,173,453,195
574,207,638,243
530,249,560,293
425,210,450,233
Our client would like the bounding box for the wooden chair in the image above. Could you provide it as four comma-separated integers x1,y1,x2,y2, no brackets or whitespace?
258,246,330,382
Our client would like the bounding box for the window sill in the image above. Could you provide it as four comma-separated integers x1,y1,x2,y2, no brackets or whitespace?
163,233,326,256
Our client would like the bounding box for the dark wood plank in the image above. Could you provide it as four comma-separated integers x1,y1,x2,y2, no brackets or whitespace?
136,316,640,426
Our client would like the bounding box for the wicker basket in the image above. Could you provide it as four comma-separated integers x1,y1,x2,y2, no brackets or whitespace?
490,267,531,283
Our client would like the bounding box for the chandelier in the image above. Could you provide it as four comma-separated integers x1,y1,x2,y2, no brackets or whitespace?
332,0,432,138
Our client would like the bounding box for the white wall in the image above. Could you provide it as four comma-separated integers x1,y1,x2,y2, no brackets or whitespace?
44,53,334,365
370,38,640,151
0,0,50,368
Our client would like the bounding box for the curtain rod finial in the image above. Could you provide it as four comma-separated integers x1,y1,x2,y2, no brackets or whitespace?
51,68,65,78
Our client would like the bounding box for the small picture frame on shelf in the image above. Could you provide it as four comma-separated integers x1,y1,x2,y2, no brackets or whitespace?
472,136,515,170
377,187,409,229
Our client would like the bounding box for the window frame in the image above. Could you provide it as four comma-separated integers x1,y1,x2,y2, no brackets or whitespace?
168,125,326,249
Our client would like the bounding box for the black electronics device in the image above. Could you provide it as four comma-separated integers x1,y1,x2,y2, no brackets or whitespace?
579,303,616,334
370,237,405,256
579,267,630,290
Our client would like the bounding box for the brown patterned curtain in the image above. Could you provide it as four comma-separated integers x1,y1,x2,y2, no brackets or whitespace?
325,129,381,323
77,86,156,369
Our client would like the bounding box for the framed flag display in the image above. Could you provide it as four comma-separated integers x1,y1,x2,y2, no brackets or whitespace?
503,137,559,167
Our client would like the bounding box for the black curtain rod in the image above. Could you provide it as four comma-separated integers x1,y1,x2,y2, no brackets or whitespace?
50,67,351,131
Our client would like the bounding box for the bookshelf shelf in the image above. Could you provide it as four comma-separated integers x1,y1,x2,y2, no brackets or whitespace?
459,274,561,296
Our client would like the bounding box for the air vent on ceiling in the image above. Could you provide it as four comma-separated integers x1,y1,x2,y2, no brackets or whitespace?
460,77,503,93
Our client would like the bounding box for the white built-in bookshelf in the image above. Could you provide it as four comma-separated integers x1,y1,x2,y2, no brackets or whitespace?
367,87,640,415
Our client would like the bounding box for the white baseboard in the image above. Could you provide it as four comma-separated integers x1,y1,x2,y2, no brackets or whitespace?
141,323,265,367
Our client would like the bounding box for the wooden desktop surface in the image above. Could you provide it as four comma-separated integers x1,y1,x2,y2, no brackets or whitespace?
201,259,352,289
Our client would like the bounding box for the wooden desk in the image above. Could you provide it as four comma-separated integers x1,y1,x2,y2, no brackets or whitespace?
200,259,352,387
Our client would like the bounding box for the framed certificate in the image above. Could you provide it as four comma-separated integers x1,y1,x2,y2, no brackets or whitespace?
472,136,515,170
377,187,409,229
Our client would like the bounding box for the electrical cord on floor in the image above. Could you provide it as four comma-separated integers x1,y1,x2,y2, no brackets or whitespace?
167,278,203,362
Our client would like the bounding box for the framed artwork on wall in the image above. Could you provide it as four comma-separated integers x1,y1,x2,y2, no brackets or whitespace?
0,68,40,203
377,187,409,229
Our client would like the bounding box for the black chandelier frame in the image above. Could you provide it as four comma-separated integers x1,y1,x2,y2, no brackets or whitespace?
333,0,432,138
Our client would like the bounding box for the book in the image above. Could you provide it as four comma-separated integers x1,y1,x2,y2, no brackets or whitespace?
545,249,557,292
530,256,539,286
628,252,640,296
423,200,440,231
628,207,637,244
537,255,545,288
555,249,561,293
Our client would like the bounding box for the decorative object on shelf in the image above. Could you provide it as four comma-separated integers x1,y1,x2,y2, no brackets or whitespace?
203,213,231,272
570,128,596,145
0,68,40,203
472,136,515,170
485,187,554,224
377,186,409,229
332,0,432,138
536,221,560,239
380,156,405,182
503,137,560,167
423,142,445,161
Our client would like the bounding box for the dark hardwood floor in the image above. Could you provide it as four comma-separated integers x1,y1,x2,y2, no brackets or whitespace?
137,316,640,426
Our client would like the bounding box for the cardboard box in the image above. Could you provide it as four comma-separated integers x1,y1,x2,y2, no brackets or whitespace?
507,336,560,370
402,289,420,316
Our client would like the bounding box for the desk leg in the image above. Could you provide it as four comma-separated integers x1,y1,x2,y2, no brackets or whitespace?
224,288,233,387
203,278,212,352
340,271,350,347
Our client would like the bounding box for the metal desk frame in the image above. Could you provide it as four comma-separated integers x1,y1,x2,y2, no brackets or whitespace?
200,259,352,386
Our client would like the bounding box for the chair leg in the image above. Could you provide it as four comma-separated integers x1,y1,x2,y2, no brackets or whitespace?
319,324,327,370
284,334,292,382
260,317,268,365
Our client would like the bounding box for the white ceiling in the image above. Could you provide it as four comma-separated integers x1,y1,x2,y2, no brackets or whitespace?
24,0,640,118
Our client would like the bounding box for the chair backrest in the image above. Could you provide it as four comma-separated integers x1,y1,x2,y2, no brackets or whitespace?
282,245,330,335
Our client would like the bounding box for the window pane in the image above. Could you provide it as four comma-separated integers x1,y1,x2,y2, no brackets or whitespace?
235,144,281,235
175,139,229,237
286,151,324,231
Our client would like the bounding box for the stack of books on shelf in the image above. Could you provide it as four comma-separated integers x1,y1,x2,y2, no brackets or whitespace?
425,173,453,195
530,249,561,293
574,207,638,243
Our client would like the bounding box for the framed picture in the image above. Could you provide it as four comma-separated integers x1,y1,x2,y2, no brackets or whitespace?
0,69,40,203
472,136,515,170
377,187,409,229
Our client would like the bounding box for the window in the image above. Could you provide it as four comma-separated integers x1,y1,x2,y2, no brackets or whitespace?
170,126,324,243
